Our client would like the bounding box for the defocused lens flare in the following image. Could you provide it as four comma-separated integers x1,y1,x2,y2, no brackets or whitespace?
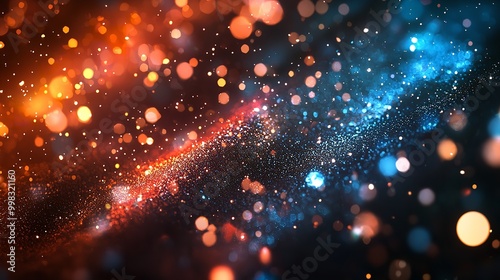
45,110,68,133
483,138,500,167
438,139,458,160
456,211,490,247
0,122,8,137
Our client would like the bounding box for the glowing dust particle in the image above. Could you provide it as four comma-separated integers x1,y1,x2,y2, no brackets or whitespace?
456,211,490,247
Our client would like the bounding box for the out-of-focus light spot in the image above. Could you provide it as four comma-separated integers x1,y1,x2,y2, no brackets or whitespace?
447,110,467,131
297,0,315,18
338,3,350,15
145,107,161,123
0,122,8,137
241,44,250,53
176,62,194,80
359,183,377,201
147,72,159,83
83,68,94,79
437,139,457,160
305,76,316,88
171,28,181,39
242,210,253,221
409,44,416,52
488,114,500,137
48,57,55,65
353,212,379,239
253,201,264,213
462,18,472,28
254,63,267,77
188,131,198,140
418,188,435,206
209,265,234,280
34,136,44,147
482,138,500,167
218,92,230,104
305,171,325,189
77,106,92,123
229,16,253,39
332,61,342,72
291,95,301,105
259,247,272,265
62,26,69,33
202,231,217,247
216,65,227,77
456,211,490,247
407,227,431,253
492,239,500,249
45,110,68,133
395,157,410,172
68,38,78,48
49,76,73,99
388,260,411,280
217,78,226,87
195,216,209,231
0,41,5,49
378,156,397,177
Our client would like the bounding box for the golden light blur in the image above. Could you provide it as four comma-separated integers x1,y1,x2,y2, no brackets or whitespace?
68,38,78,48
456,211,490,247
209,265,234,280
49,76,74,99
45,110,68,133
437,139,457,160
83,68,95,79
145,107,161,123
77,106,92,123
0,122,8,137
195,216,209,231
229,16,253,40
